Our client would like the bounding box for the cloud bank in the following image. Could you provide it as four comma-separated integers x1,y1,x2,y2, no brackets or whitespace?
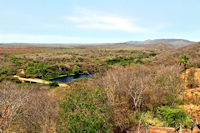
66,8,147,32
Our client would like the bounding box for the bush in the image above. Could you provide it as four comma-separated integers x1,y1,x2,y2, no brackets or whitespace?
26,67,35,74
150,52,157,56
78,57,83,61
0,68,9,74
0,75,5,82
142,111,165,127
73,65,80,75
157,106,192,127
48,81,59,87
57,86,112,132
136,58,143,64
189,64,197,68
14,61,21,67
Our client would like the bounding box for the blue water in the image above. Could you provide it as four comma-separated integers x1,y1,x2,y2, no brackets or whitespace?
50,74,91,83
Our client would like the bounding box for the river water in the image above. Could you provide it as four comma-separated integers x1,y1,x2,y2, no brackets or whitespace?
50,74,91,83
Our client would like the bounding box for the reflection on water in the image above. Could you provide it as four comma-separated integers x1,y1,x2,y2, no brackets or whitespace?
50,74,91,83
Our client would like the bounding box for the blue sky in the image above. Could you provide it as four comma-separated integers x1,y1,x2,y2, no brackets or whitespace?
0,0,200,43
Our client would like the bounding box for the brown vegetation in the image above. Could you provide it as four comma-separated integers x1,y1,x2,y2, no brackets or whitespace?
0,48,41,54
0,80,58,132
1,42,200,132
87,64,183,132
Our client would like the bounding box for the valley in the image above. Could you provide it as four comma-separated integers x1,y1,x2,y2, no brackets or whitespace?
1,40,200,132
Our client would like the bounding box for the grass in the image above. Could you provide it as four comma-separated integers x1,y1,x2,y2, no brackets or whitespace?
72,78,84,81
58,75,67,78
142,111,165,127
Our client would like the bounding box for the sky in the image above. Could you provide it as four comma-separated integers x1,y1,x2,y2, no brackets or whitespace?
0,0,200,44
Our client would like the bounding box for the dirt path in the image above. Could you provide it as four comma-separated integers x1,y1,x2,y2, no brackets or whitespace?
14,75,69,88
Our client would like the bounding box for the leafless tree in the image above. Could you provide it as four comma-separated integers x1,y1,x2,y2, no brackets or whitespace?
0,80,31,132
0,81,58,132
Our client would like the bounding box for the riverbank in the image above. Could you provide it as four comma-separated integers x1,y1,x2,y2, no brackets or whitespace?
13,75,69,88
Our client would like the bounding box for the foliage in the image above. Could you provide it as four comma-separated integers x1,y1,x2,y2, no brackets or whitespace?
57,86,112,132
25,67,35,75
11,57,20,62
178,54,190,100
48,81,59,87
189,64,196,68
142,111,165,127
178,54,190,69
73,65,80,75
136,58,143,64
156,106,192,127
149,52,157,56
0,68,9,74
78,57,83,61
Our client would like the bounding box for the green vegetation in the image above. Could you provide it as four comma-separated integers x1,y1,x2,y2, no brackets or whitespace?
157,106,192,127
1,43,200,132
48,81,59,87
178,54,190,70
0,68,9,74
73,65,81,75
105,52,156,66
189,64,196,68
57,86,112,132
178,54,190,100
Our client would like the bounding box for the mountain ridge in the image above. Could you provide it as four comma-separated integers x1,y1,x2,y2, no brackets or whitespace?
126,39,195,48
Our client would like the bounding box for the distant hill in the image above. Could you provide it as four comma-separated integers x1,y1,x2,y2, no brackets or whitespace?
0,43,74,48
143,42,173,51
126,41,140,43
126,39,195,48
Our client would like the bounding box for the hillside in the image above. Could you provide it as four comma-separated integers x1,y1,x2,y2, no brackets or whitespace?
127,39,195,48
143,42,173,51
150,41,200,67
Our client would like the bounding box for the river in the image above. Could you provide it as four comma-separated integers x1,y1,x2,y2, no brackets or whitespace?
50,74,91,83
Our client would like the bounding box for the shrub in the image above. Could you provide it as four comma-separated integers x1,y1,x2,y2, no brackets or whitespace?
73,65,80,75
14,61,21,67
11,57,19,62
0,68,9,74
78,57,83,61
34,63,44,69
32,60,39,63
189,64,197,68
57,86,112,132
25,67,35,74
142,111,165,127
150,52,157,56
157,106,192,127
136,58,143,64
0,75,5,82
48,81,59,87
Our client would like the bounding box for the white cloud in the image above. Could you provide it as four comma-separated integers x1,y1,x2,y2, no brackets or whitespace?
0,34,118,43
65,8,147,32
0,34,71,43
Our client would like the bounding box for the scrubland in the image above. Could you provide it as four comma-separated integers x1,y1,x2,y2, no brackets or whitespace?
1,42,200,132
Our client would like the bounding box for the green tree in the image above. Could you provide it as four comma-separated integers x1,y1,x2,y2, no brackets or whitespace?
73,65,80,75
178,54,190,100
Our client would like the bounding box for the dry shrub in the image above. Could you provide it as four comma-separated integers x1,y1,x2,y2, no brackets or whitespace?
0,81,57,132
92,64,183,130
143,64,183,109
186,68,199,88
